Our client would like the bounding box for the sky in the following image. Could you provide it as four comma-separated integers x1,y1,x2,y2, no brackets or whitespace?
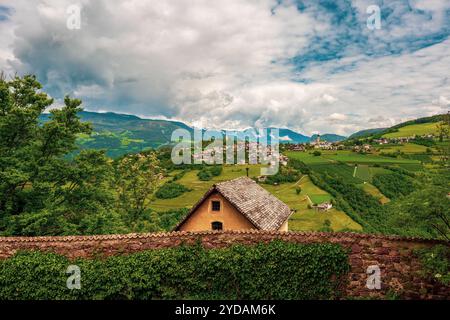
0,0,449,136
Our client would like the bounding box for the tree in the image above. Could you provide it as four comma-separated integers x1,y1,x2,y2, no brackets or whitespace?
389,172,450,240
114,151,162,225
436,112,450,142
0,75,122,235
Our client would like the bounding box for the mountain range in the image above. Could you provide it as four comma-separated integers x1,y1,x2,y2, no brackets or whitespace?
40,111,346,157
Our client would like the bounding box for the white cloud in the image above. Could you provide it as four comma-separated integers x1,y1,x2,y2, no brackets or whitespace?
0,0,449,136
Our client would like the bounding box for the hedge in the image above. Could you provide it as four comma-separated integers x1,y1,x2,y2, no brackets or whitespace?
0,241,349,300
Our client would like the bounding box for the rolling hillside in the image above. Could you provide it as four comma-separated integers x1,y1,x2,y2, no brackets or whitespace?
348,128,386,139
40,111,193,158
347,113,446,141
40,111,348,157
382,122,442,138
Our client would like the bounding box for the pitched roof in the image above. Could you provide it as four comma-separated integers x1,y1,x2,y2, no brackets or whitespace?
174,176,292,231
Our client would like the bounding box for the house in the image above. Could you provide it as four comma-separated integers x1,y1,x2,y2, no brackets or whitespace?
174,177,292,232
313,202,333,211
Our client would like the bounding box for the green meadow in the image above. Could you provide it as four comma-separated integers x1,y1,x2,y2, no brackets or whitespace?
377,143,430,154
358,182,390,204
382,122,441,138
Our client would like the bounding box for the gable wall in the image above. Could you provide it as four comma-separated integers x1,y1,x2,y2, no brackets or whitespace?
178,191,256,231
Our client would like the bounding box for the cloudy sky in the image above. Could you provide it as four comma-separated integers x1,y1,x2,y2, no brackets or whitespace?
0,0,449,135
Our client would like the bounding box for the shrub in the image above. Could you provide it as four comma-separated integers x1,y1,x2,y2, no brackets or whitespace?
155,182,191,199
319,219,333,233
197,170,212,181
156,208,189,231
0,242,349,300
313,151,322,156
197,165,222,181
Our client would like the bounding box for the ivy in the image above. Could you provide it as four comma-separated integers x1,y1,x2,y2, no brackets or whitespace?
415,245,450,286
0,241,349,300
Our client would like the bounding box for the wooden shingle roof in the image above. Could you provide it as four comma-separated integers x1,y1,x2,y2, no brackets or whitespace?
174,176,292,231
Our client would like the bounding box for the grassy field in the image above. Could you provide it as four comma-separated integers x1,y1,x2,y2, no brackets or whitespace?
284,151,335,164
287,150,422,166
261,176,361,232
289,208,363,232
359,182,390,204
377,143,430,154
382,122,441,138
322,151,421,164
309,163,362,184
354,164,371,182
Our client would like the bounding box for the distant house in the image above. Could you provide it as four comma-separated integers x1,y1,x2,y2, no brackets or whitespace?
174,177,292,232
313,202,333,212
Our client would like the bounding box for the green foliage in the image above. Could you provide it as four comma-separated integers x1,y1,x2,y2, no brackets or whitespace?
372,173,415,199
415,245,450,285
156,208,189,231
308,171,388,233
0,75,167,236
155,182,191,199
313,151,322,156
309,163,362,184
114,151,162,225
197,165,222,181
387,172,450,240
288,158,311,174
0,242,349,300
264,166,301,185
319,219,333,232
0,75,124,235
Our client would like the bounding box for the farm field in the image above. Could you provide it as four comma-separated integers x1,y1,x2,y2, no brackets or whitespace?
287,150,422,166
353,164,371,182
308,163,362,184
322,151,421,164
382,122,441,138
377,143,430,154
284,151,335,164
263,176,361,232
289,208,363,232
359,182,390,204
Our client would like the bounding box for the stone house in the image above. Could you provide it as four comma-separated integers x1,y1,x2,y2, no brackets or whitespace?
174,177,292,232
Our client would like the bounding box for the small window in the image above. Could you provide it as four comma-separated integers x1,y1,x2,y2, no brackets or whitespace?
211,200,221,211
212,221,223,230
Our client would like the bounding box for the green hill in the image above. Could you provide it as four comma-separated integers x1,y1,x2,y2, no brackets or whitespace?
348,128,386,139
40,111,193,158
346,113,446,141
310,133,347,142
382,122,442,138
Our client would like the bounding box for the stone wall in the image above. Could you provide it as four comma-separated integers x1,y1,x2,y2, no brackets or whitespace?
0,230,448,299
